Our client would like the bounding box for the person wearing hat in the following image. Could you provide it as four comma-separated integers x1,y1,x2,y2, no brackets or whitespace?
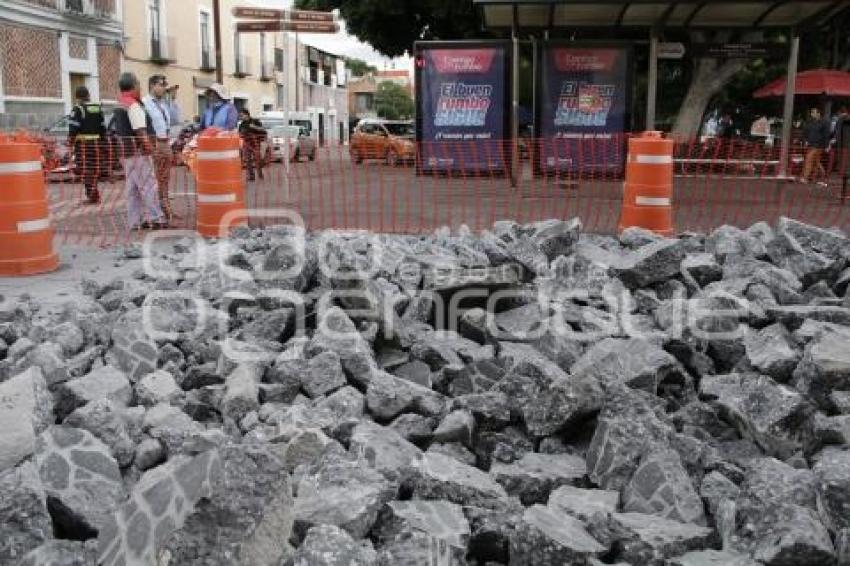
143,74,181,220
200,83,238,131
68,85,105,204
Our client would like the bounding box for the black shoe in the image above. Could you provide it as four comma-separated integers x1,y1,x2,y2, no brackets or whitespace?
84,187,100,204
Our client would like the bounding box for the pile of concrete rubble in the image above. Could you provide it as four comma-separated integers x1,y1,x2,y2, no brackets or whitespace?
1,216,850,565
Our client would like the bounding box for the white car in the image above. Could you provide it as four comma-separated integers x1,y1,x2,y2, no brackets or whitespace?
268,124,316,163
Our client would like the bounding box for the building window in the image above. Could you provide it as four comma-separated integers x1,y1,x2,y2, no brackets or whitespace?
149,0,169,62
259,33,270,79
356,93,373,113
200,12,211,65
274,48,284,72
149,0,161,43
276,84,285,108
200,11,212,69
234,31,242,73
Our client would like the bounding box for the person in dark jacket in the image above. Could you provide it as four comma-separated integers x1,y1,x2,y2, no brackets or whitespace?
238,108,266,181
68,86,105,204
834,107,850,199
801,107,831,184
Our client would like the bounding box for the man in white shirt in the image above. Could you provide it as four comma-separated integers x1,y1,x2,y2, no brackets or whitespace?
113,72,165,229
143,74,181,220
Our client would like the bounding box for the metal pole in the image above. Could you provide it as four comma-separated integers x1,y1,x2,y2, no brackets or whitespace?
213,0,223,84
779,34,800,179
511,31,520,188
647,30,659,131
295,32,300,112
532,36,537,134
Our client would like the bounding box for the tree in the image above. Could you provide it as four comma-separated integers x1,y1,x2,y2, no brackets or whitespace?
374,81,414,120
294,0,480,57
671,31,764,137
346,57,377,77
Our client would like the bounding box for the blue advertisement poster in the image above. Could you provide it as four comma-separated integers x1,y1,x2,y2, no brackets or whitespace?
417,45,509,174
538,46,631,175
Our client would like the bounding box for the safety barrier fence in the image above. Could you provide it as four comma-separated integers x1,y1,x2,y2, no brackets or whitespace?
12,133,850,248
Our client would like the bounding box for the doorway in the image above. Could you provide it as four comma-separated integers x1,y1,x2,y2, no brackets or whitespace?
69,73,87,102
318,113,325,147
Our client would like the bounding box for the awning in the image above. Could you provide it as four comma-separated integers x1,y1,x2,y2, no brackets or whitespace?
754,68,850,98
473,0,848,30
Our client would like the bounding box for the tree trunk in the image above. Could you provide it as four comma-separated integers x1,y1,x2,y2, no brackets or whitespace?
671,58,748,138
671,31,761,139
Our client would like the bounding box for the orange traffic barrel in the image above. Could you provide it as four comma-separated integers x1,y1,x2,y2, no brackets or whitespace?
0,138,59,276
195,129,247,238
618,131,674,237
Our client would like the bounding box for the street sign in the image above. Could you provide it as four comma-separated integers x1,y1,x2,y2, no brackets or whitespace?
289,10,336,23
232,7,285,19
691,43,788,60
657,42,685,60
232,7,336,22
236,20,340,34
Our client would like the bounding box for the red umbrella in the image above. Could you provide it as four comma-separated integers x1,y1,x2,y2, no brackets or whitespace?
754,69,850,98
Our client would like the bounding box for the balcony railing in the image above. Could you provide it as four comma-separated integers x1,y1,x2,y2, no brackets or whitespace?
259,61,274,82
91,0,116,19
200,49,216,72
233,55,252,78
150,36,176,64
59,0,116,20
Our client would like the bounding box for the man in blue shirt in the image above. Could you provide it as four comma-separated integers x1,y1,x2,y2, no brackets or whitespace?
200,83,238,131
143,74,181,220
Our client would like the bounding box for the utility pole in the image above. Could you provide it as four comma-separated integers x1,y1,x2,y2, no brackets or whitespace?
213,0,224,84
294,31,300,112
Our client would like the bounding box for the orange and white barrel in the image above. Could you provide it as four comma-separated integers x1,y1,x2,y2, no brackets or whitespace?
0,139,59,276
195,130,247,238
618,131,675,237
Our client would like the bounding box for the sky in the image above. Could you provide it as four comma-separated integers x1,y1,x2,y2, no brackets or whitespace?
249,0,413,72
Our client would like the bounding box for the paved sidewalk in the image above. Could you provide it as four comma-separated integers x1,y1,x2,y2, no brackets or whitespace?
0,245,143,311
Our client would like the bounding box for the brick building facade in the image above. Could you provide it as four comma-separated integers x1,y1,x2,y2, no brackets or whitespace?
0,0,123,130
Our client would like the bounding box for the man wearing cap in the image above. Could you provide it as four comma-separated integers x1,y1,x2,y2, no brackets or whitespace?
143,74,181,220
68,86,105,204
200,83,238,131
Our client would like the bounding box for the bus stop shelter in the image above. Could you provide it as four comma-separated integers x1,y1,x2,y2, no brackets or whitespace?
473,0,850,179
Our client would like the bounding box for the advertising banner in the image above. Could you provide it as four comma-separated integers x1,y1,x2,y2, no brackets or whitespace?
416,43,510,174
537,45,632,175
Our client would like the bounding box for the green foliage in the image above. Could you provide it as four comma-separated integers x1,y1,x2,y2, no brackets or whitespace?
294,0,480,57
374,81,414,120
346,58,377,77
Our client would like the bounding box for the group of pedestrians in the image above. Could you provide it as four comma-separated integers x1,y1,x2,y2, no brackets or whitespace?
69,71,265,231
